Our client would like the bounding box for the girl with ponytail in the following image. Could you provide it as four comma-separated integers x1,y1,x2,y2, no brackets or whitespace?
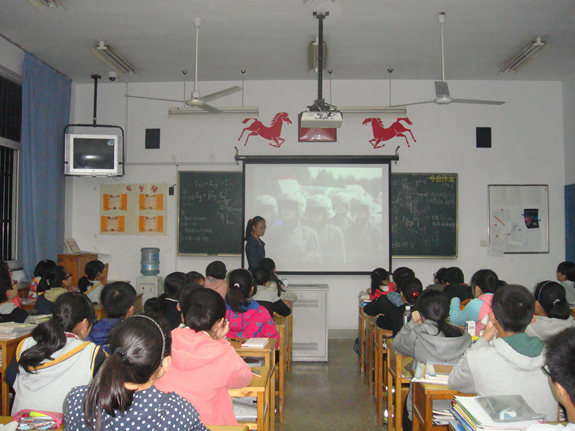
156,288,252,425
525,281,575,340
9,293,105,414
256,258,297,302
65,313,208,431
78,260,106,303
35,266,75,315
225,269,279,342
394,289,472,431
244,216,266,273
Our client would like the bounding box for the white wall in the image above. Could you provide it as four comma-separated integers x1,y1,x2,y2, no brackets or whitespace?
68,78,565,330
563,72,575,185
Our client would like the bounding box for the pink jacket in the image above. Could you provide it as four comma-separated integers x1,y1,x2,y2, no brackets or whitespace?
205,277,229,300
476,293,494,335
155,328,252,425
225,301,279,342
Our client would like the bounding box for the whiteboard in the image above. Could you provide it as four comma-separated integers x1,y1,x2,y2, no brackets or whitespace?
488,185,549,254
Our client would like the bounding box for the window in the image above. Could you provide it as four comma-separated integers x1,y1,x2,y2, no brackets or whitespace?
0,72,22,262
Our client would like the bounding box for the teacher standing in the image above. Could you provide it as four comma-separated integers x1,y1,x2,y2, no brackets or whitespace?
245,216,266,273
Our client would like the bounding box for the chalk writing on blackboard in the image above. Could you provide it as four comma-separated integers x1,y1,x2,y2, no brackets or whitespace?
178,172,243,255
391,173,457,258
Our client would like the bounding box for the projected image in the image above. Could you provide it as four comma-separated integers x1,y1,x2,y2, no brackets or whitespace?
245,165,389,273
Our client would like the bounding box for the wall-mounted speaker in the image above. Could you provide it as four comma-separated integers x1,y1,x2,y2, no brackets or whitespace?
476,127,492,148
145,128,160,149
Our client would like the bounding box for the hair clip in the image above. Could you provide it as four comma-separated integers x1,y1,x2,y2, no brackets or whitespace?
234,283,240,288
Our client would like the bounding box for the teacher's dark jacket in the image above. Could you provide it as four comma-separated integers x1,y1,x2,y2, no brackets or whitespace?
245,235,265,273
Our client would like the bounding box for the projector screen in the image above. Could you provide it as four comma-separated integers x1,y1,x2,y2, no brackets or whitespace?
244,162,391,274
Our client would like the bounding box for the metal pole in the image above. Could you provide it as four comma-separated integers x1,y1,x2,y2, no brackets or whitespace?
91,74,101,126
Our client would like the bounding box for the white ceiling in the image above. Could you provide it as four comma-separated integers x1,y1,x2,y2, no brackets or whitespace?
2,0,575,84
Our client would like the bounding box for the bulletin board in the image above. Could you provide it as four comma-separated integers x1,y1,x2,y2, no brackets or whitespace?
488,185,549,255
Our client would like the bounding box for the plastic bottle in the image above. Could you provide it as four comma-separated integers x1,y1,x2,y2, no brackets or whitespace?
403,305,412,326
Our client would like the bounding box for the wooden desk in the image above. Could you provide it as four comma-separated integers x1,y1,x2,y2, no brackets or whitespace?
358,303,366,372
229,367,273,431
273,317,287,424
365,314,376,393
375,326,391,426
0,333,34,415
387,340,412,431
95,293,143,320
0,416,249,431
412,382,473,431
283,301,293,371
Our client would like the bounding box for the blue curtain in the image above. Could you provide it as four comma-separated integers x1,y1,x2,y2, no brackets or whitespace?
19,53,71,277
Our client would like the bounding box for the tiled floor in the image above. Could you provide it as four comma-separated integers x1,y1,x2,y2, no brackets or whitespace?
276,339,385,431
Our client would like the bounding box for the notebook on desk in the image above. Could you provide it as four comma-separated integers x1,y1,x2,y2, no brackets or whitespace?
241,338,268,349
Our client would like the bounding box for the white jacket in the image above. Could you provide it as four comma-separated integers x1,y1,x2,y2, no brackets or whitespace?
525,315,575,340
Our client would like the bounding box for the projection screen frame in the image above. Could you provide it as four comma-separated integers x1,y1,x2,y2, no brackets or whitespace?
238,154,398,275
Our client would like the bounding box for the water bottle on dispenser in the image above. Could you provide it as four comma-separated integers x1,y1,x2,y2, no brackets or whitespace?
137,248,163,303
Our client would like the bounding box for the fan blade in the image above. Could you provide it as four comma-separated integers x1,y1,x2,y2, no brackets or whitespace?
435,81,451,99
389,101,435,107
198,103,223,114
126,95,185,103
201,86,242,103
453,99,505,105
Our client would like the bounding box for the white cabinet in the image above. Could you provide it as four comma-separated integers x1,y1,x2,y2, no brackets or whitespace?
289,284,329,362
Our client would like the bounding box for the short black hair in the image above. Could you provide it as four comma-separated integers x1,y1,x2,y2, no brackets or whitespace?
177,282,204,305
100,282,137,319
492,284,534,333
401,277,423,305
434,268,448,284
546,328,575,406
445,267,464,285
392,267,415,290
206,261,227,280
470,269,499,294
557,261,575,282
163,272,190,299
0,272,12,303
181,287,226,331
186,271,205,285
253,267,271,286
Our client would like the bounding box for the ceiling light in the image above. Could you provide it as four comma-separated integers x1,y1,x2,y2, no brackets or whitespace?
26,0,60,9
91,41,137,76
307,39,328,72
168,107,258,118
499,37,550,73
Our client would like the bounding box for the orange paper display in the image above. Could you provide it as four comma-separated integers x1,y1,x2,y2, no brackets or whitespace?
100,216,126,233
139,193,164,211
139,216,164,233
102,194,128,211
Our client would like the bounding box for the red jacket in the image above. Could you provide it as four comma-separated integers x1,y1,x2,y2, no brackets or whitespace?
156,328,252,425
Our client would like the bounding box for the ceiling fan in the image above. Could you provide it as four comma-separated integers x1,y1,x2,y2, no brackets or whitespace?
126,17,253,115
391,12,505,107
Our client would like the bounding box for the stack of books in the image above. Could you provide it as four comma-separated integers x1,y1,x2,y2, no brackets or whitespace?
451,395,544,431
240,338,268,349
412,361,454,384
0,322,35,338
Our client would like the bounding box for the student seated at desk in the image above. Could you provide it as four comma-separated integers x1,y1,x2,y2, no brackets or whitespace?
556,261,575,307
395,289,472,431
145,272,190,330
85,282,137,354
205,261,228,300
525,327,575,430
225,269,279,342
35,265,74,315
9,293,105,414
363,276,422,337
448,285,559,420
28,259,56,300
425,267,448,292
257,258,297,303
78,260,106,303
0,261,22,308
251,267,291,317
449,269,500,335
367,267,396,300
526,281,575,340
65,313,208,431
187,271,206,286
0,272,29,323
441,267,474,303
156,288,252,426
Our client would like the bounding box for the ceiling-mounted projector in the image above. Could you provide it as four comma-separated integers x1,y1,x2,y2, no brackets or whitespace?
300,111,343,128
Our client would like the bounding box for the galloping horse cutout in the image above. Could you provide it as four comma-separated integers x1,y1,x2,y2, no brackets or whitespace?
362,117,416,149
238,112,292,147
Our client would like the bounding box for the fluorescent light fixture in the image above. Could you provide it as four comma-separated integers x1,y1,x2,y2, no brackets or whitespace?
26,0,59,9
91,41,137,76
499,37,550,73
338,106,407,117
168,107,259,118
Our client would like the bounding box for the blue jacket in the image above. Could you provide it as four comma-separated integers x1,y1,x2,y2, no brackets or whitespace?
85,318,121,354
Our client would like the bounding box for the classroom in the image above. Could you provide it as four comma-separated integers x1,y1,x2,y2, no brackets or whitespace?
1,1,575,429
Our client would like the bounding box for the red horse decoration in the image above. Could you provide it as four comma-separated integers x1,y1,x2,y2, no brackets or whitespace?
362,117,416,149
238,112,292,147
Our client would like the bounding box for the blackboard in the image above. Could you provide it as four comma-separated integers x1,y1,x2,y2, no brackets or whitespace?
391,173,457,258
178,171,243,255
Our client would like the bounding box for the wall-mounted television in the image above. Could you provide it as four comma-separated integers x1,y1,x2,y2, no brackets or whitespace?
64,134,123,177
